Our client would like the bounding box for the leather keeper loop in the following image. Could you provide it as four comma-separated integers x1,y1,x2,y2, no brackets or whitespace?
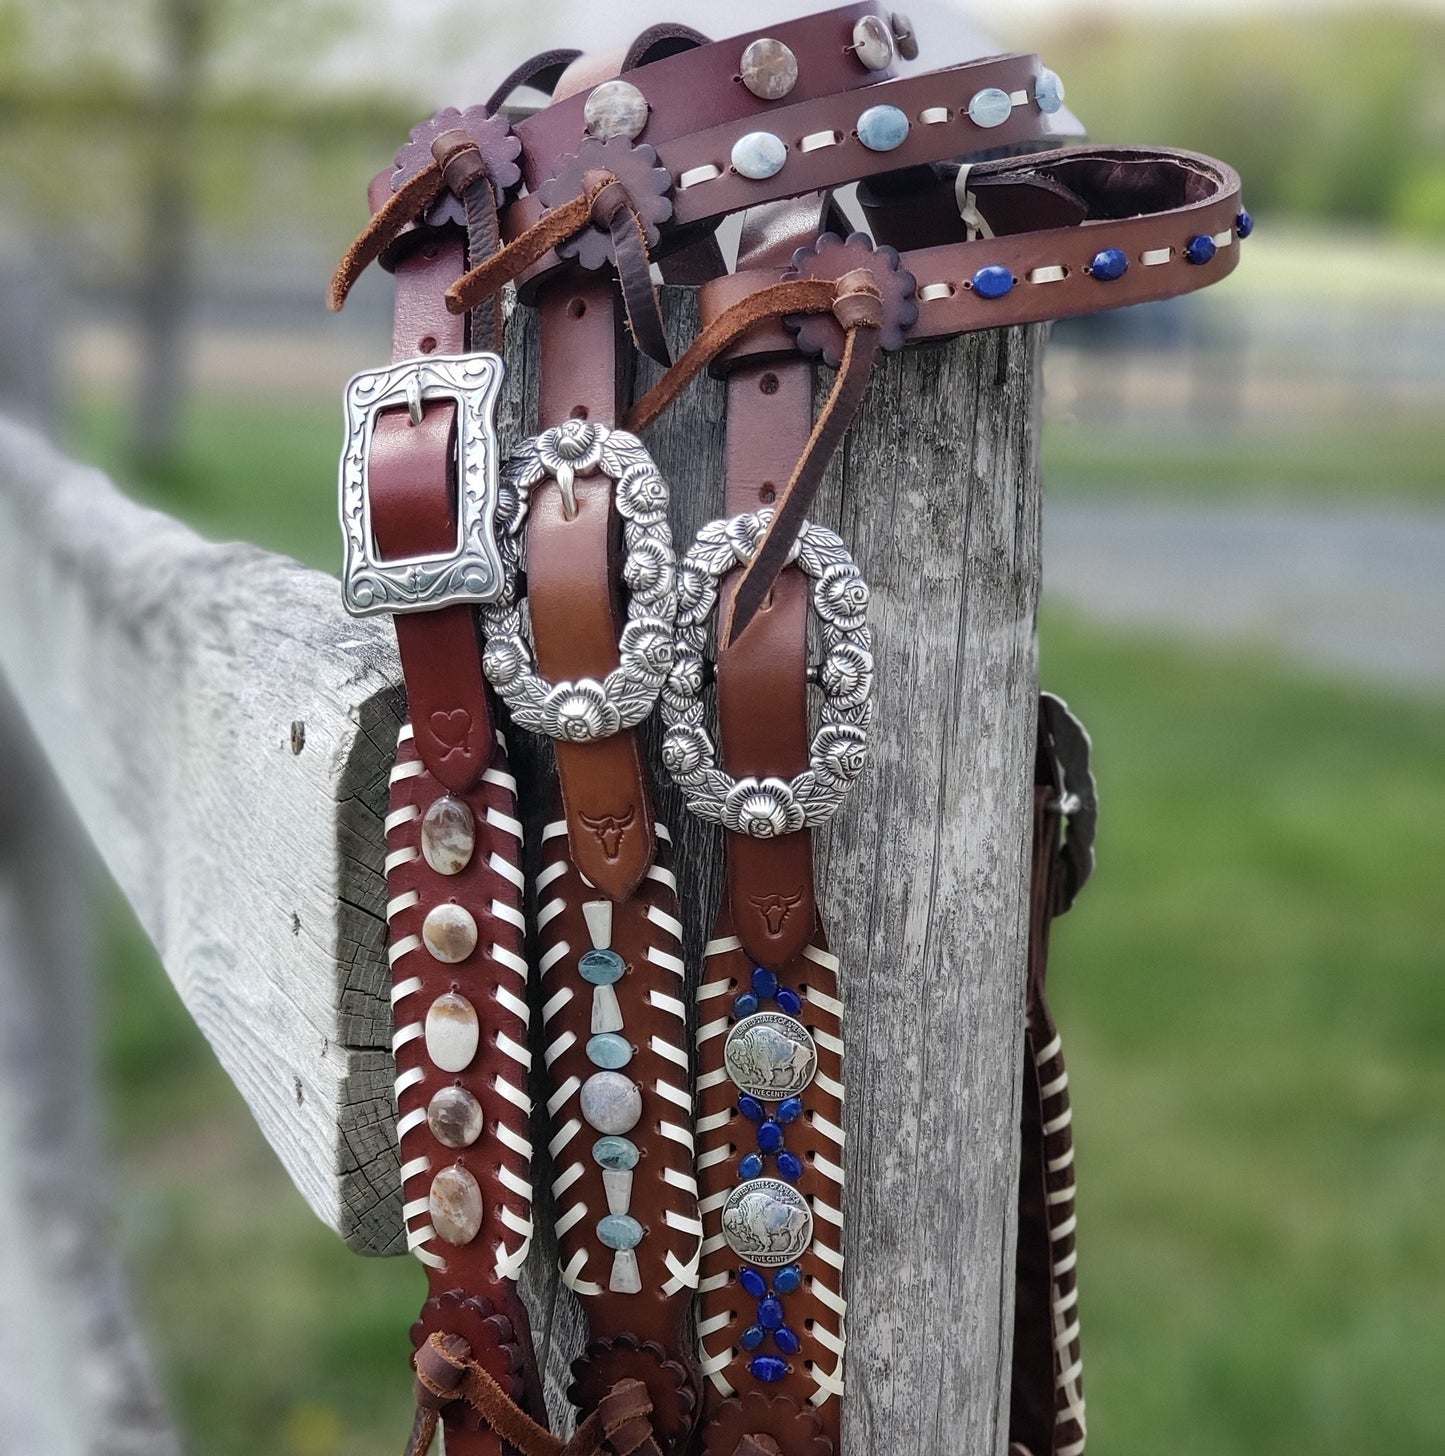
434,131,490,195
830,270,885,332
414,1333,472,1408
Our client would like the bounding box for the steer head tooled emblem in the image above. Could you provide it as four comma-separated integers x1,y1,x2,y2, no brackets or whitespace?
749,889,803,936
580,806,635,861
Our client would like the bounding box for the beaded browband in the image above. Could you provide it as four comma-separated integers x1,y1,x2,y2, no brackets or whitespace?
328,7,1242,1456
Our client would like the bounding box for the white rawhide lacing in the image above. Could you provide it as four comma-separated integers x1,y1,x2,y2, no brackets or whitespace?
481,421,677,742
660,512,873,834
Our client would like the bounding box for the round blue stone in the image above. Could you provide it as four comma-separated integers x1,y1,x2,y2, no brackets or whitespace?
1089,247,1129,282
775,987,803,1017
750,1356,788,1384
856,103,910,153
740,1324,766,1351
733,992,760,1018
752,967,779,999
972,265,1015,299
739,1152,765,1180
731,131,787,181
967,86,1013,129
1034,69,1065,114
758,1295,785,1330
597,1214,643,1250
739,1095,765,1122
774,1265,803,1294
774,1326,802,1355
1236,209,1254,239
757,1120,784,1152
586,1033,633,1069
739,1267,768,1299
1185,234,1217,266
591,1135,639,1171
579,949,624,985
777,1097,804,1124
777,1150,805,1181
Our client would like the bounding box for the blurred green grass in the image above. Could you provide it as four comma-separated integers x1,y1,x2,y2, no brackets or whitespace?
67,400,1445,1455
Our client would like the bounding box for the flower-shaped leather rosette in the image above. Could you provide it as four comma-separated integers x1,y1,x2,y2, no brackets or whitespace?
783,231,919,369
700,1391,833,1456
392,107,524,226
536,134,674,272
568,1334,699,1454
409,1290,531,1431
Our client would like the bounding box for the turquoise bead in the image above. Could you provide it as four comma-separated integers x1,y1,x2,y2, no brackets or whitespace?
592,1136,640,1171
731,131,787,180
856,104,910,153
587,1033,633,1069
579,948,624,985
967,87,1013,128
1034,69,1065,114
597,1213,644,1250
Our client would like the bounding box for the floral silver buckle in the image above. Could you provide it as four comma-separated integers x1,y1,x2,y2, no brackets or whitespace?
339,353,507,617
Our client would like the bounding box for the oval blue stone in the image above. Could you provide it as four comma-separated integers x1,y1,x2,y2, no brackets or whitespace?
739,1152,765,1180
856,103,910,153
758,1296,784,1330
740,1324,766,1351
972,265,1014,299
757,1120,784,1152
597,1214,643,1250
775,987,803,1017
749,1356,788,1383
1185,234,1217,265
739,1095,765,1122
1089,247,1129,282
731,131,787,181
739,1267,768,1299
586,1033,633,1069
591,1135,639,1171
1236,209,1254,239
579,949,624,985
774,1265,803,1294
752,967,779,998
777,1150,805,1181
777,1097,804,1124
1034,69,1065,114
774,1325,802,1355
733,992,759,1018
967,86,1013,128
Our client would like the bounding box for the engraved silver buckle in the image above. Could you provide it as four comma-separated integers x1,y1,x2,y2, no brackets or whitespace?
339,353,507,617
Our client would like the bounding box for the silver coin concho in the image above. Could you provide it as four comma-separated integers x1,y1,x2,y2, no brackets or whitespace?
659,511,873,833
481,422,677,742
722,1177,814,1267
724,1012,818,1101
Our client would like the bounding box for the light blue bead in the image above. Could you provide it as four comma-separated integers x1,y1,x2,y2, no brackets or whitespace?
579,948,624,985
731,131,787,180
597,1213,644,1250
1034,69,1065,114
967,87,1013,129
856,104,910,153
592,1136,640,1171
587,1033,633,1069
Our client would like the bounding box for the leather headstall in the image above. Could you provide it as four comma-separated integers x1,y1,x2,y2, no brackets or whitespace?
327,6,1243,1454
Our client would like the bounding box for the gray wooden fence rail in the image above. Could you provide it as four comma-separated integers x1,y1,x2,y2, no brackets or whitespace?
0,295,1044,1454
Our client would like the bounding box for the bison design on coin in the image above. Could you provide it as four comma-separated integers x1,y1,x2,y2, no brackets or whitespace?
721,1178,814,1267
724,1011,818,1102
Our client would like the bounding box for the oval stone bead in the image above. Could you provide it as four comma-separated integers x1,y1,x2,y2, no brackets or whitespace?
777,1150,805,1181
1089,247,1129,282
597,1213,644,1250
1186,234,1217,265
579,948,625,985
1034,68,1065,114
739,1267,768,1299
851,13,894,69
750,1356,788,1383
584,79,649,141
592,1136,640,1171
731,131,787,180
422,902,478,963
972,265,1016,299
758,1295,785,1330
740,1324,766,1351
774,1326,802,1355
580,1071,642,1134
967,86,1013,128
421,796,474,875
425,993,480,1073
856,103,910,152
427,1085,485,1148
773,1264,803,1294
740,1152,765,1180
587,1033,634,1070
740,37,799,100
428,1164,483,1245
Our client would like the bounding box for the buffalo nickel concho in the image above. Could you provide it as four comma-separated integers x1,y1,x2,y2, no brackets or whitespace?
721,1178,813,1267
724,1012,818,1101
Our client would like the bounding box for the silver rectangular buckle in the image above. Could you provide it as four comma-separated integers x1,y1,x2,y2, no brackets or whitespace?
338,353,507,617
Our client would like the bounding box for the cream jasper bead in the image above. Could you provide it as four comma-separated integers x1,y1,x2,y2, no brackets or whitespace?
421,795,475,875
428,1164,484,1245
422,902,478,963
425,993,480,1074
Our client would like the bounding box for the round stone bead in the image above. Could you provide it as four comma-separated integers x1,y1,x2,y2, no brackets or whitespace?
733,992,760,1019
852,13,895,70
740,1152,765,1180
1089,247,1129,282
739,1267,768,1299
731,131,788,180
752,967,779,999
739,37,799,101
757,1119,784,1152
740,1324,766,1351
967,87,1013,128
972,265,1015,299
750,1356,789,1383
584,79,649,141
422,902,477,963
1034,69,1065,114
774,1264,803,1294
425,992,480,1073
597,1213,644,1250
587,1033,633,1070
857,103,910,153
739,1095,765,1122
427,1085,485,1148
777,1150,805,1181
579,948,625,985
777,1096,804,1124
775,987,803,1017
1185,234,1217,265
774,1326,802,1355
428,1164,483,1245
580,1071,642,1134
891,11,920,60
421,795,475,875
1236,209,1254,239
592,1135,640,1171
758,1295,785,1330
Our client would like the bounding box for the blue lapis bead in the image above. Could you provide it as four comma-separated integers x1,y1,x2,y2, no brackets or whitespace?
733,991,760,1018
1185,234,1217,265
776,987,803,1016
972,265,1015,299
1236,209,1254,239
751,967,779,999
774,1325,802,1355
597,1214,643,1250
749,1356,789,1383
740,1324,766,1351
774,1265,803,1294
777,1150,805,1181
856,103,910,153
739,1267,768,1299
757,1120,784,1152
586,1033,633,1069
738,1095,765,1122
758,1295,785,1330
777,1097,804,1124
579,949,625,985
1089,247,1129,282
739,1153,765,1180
